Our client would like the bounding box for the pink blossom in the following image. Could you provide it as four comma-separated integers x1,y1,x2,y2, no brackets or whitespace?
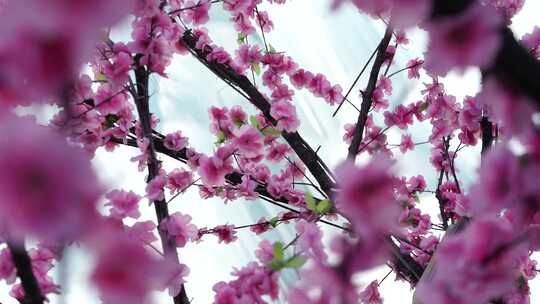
238,175,258,200
271,83,294,102
424,4,503,76
235,44,262,71
197,147,234,186
0,248,16,284
161,261,190,297
307,73,331,97
359,280,383,304
295,221,327,262
289,69,313,89
182,0,210,25
255,240,274,264
399,134,415,153
90,238,168,304
416,216,526,304
522,26,540,59
289,258,358,303
161,212,198,248
0,116,100,241
458,96,482,132
334,155,399,236
270,101,300,132
233,125,264,158
324,84,344,105
213,262,279,303
167,168,193,194
469,145,522,215
266,142,290,162
105,189,142,220
478,77,535,137
214,224,238,244
383,105,413,129
103,48,132,88
256,11,273,32
250,217,272,235
125,221,158,245
407,58,423,79
407,175,427,193
164,131,189,151
146,174,167,202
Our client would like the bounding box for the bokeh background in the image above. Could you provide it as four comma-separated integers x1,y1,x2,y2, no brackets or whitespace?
2,1,540,303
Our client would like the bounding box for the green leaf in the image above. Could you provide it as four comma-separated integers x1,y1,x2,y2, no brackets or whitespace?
304,192,317,212
269,216,280,228
273,242,284,262
412,192,420,203
268,44,276,53
261,127,281,137
419,101,429,112
316,199,332,214
233,117,245,127
215,130,225,144
269,260,283,271
237,33,246,45
251,62,261,75
249,115,261,129
285,255,308,269
96,72,107,82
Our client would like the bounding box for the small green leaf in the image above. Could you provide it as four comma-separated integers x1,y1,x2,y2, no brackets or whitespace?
285,255,307,269
304,192,317,212
249,115,261,129
237,33,246,45
96,72,107,82
268,44,276,53
419,101,429,112
269,216,280,228
251,62,261,75
316,199,333,214
261,127,281,137
269,260,283,271
273,242,284,261
233,117,244,127
412,192,420,203
215,130,225,144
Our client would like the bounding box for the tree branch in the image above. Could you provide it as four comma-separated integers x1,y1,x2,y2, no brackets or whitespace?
6,240,44,304
346,26,393,161
132,57,190,304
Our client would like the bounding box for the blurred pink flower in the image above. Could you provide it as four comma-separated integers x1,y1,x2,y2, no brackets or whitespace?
424,4,503,76
161,212,198,248
105,189,141,220
0,116,100,242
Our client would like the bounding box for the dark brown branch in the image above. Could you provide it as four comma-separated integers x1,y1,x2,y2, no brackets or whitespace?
347,27,393,161
332,44,379,117
132,57,190,304
480,116,494,156
6,240,44,304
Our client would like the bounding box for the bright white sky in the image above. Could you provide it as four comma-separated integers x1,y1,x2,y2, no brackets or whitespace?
2,1,540,303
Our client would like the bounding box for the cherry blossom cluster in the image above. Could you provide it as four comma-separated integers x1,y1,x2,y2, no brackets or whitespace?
1,0,540,303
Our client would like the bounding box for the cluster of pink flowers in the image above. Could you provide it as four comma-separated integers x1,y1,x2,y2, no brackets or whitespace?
1,0,540,303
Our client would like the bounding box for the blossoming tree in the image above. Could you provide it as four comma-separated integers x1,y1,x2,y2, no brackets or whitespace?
0,0,539,303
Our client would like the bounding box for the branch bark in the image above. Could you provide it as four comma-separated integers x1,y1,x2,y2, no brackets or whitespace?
132,58,190,304
347,26,393,161
7,240,44,304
